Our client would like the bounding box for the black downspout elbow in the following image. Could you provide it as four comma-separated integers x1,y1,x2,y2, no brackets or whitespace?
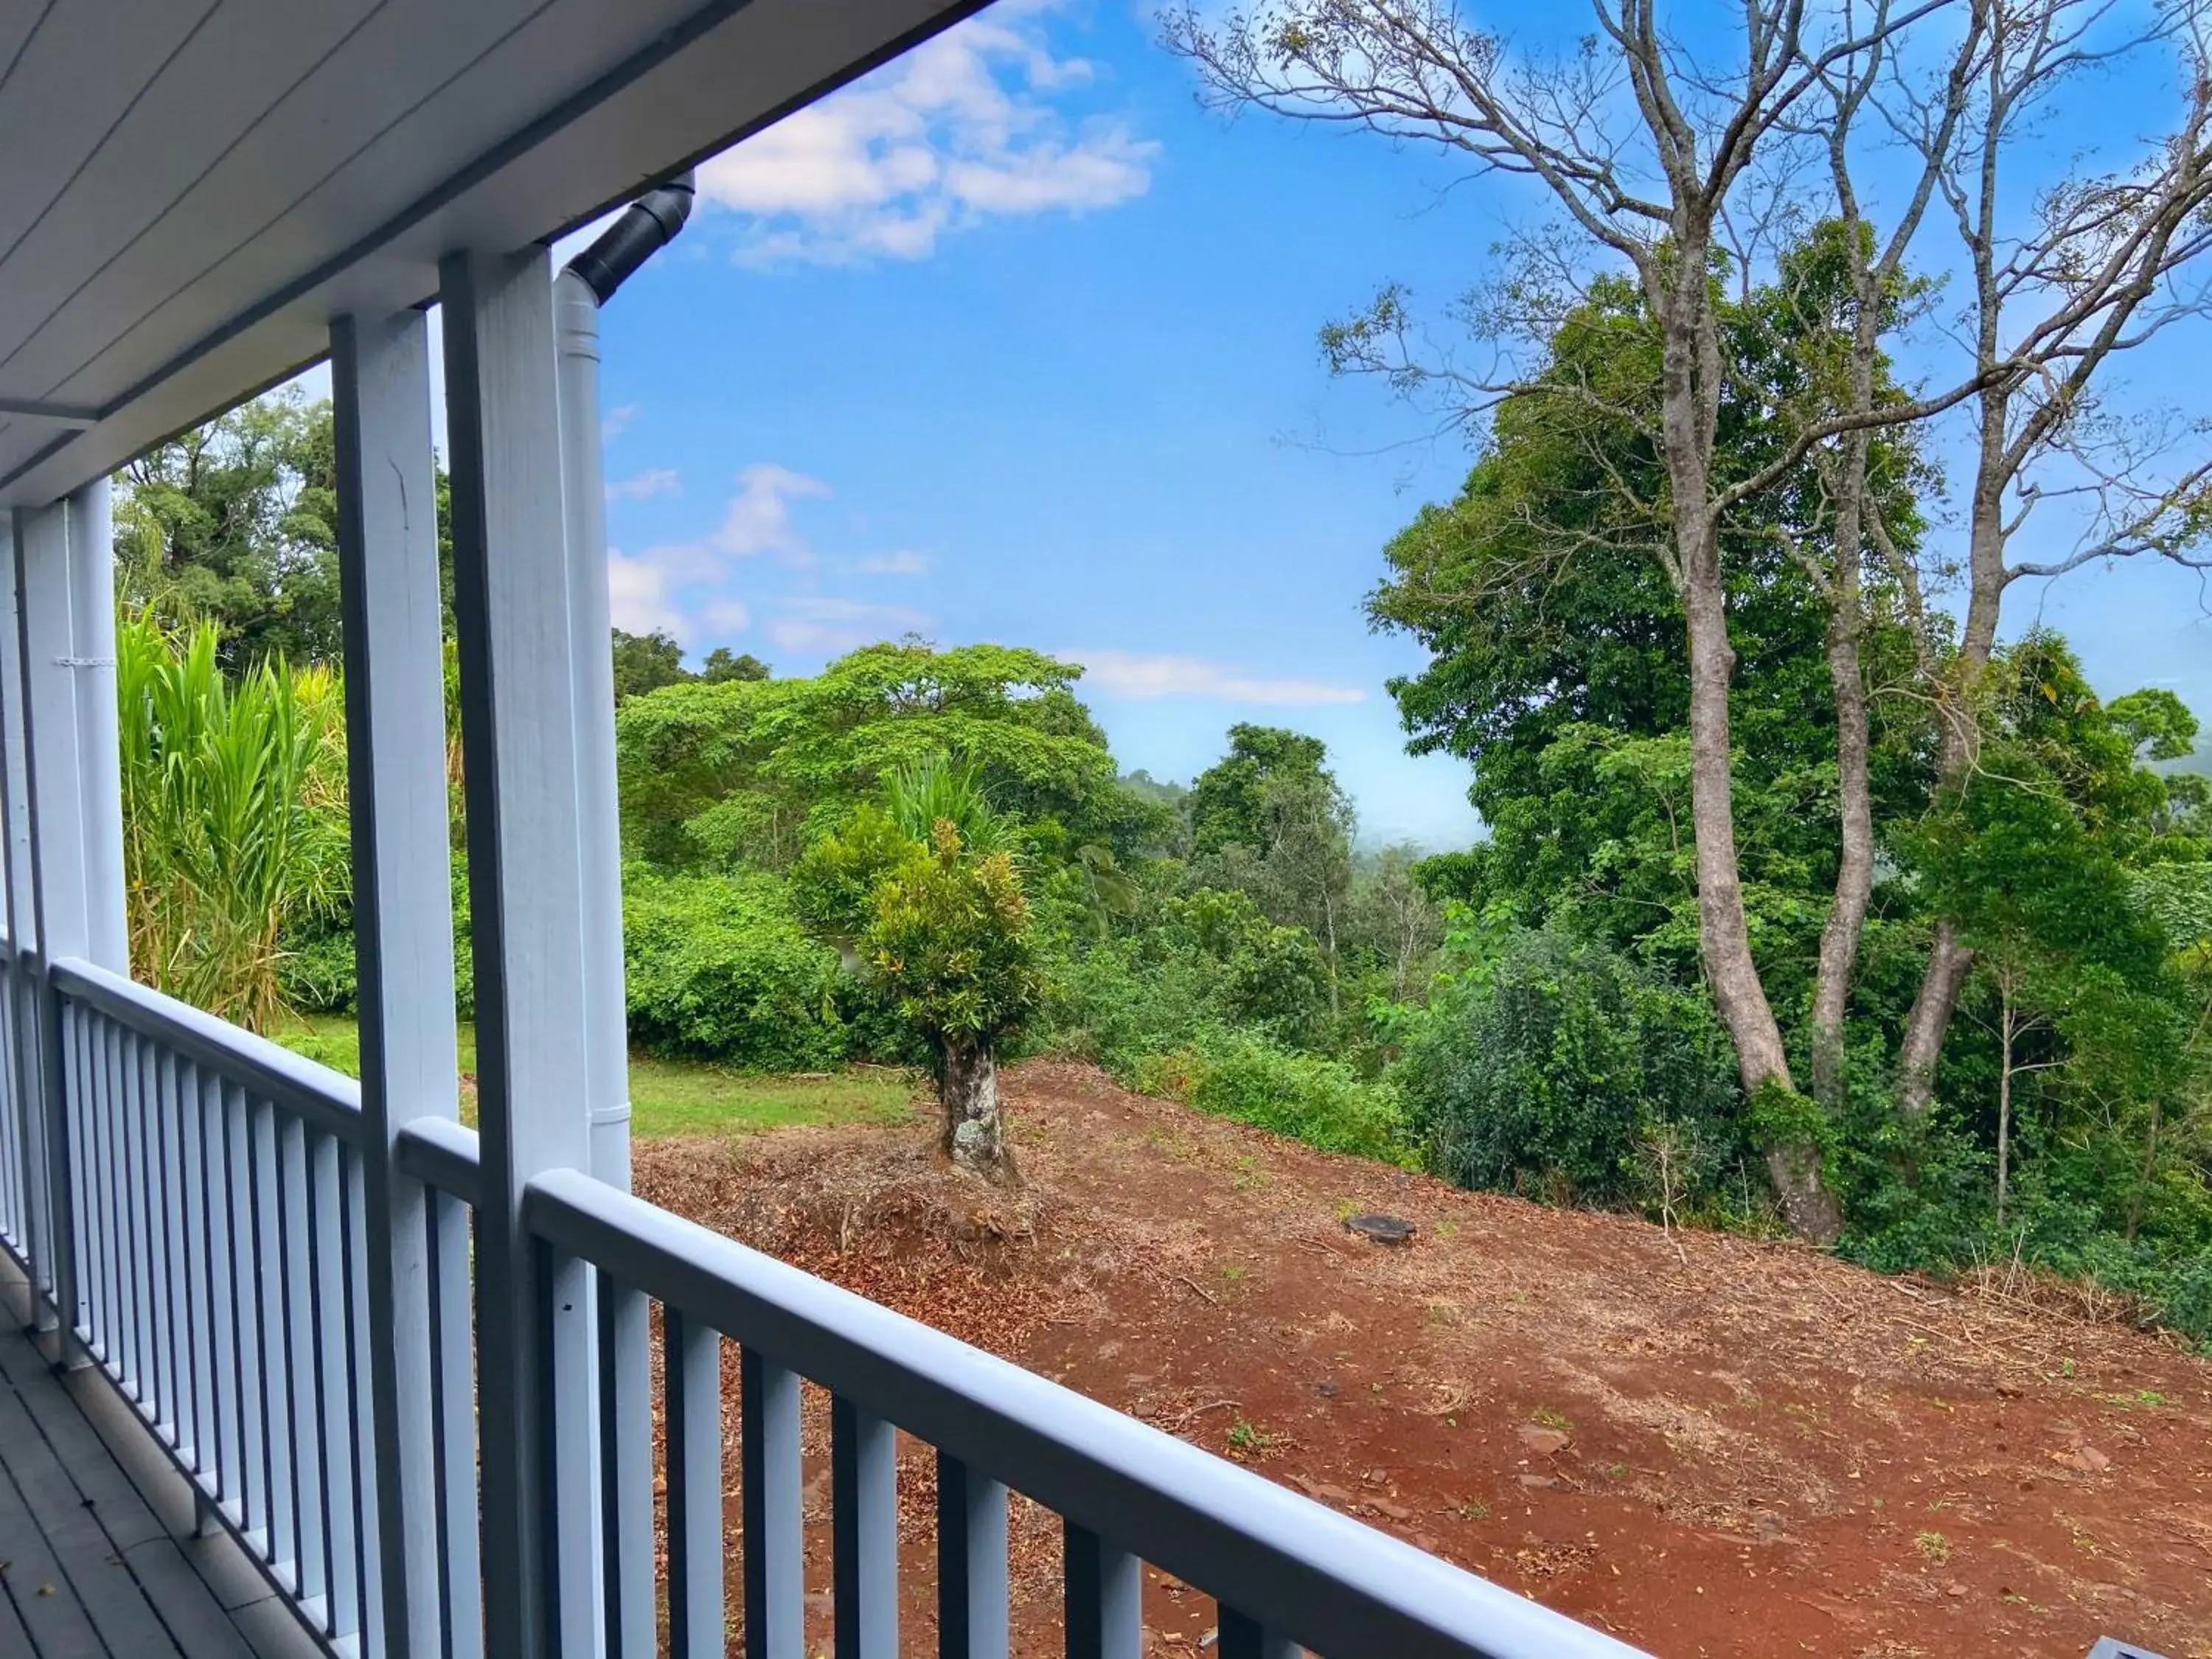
565,171,695,304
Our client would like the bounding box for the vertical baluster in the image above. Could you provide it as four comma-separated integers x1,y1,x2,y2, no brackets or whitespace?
428,1191,482,1659
308,1129,358,1638
58,1001,84,1338
539,1243,597,1654
178,1060,211,1475
599,1276,653,1659
201,1069,234,1517
342,1144,383,1658
229,1082,265,1544
251,1097,296,1587
150,1043,178,1436
97,1018,122,1373
159,1051,189,1448
144,1035,169,1425
69,1007,102,1360
279,1115,327,1618
1062,1525,1141,1659
117,1030,144,1395
1214,1608,1299,1659
832,1397,898,1659
665,1308,723,1659
935,1453,1008,1659
742,1349,804,1659
0,966,15,1250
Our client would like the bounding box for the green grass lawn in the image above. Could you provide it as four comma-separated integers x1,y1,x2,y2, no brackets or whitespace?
269,1013,917,1138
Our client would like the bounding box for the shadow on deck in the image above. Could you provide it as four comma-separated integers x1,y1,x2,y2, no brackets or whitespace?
0,1263,318,1659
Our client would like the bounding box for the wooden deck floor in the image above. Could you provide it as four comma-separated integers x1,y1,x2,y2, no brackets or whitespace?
0,1267,315,1659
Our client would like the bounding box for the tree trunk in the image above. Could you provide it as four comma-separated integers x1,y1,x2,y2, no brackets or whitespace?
1811,434,1874,1113
1660,291,1841,1245
1684,532,1843,1243
1899,920,1974,1116
2128,1096,2160,1245
1996,987,2014,1225
939,1038,1015,1182
1897,419,2007,1115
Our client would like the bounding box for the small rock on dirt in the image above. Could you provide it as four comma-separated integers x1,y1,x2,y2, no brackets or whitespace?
1518,1425,1571,1456
1517,1473,1561,1491
1344,1212,1417,1245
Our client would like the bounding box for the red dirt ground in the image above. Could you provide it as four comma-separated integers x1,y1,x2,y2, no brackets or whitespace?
632,1060,2212,1659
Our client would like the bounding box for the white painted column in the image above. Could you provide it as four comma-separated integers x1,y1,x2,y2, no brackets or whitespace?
66,481,126,971
441,246,603,1659
0,512,38,1269
0,515,32,956
12,490,113,1340
332,308,456,1659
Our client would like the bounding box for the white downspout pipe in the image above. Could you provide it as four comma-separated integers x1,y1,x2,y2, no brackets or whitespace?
554,173,692,1193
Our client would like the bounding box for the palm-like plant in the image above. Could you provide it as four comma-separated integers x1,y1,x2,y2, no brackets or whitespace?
884,754,1009,855
117,611,349,1031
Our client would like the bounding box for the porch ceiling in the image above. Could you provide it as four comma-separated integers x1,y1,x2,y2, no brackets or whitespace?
0,0,979,509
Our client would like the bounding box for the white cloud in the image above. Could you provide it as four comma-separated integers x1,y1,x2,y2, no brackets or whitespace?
607,467,679,502
700,599,753,636
768,596,931,655
1070,650,1368,706
857,549,931,576
698,6,1155,264
602,403,641,443
709,464,830,563
607,550,697,639
602,465,925,649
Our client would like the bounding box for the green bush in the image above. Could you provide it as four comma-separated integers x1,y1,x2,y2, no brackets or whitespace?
276,853,478,1020
623,869,849,1071
1144,1027,1409,1162
1049,887,1331,1071
1398,925,1744,1206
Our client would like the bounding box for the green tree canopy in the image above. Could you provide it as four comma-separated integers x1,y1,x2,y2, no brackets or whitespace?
616,640,1122,870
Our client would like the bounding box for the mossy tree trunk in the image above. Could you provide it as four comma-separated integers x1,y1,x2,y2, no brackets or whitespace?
940,1037,1014,1182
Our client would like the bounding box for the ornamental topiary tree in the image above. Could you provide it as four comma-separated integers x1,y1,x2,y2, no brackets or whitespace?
866,818,1043,1181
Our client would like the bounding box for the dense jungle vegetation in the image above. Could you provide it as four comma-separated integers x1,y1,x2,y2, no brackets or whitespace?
111,271,2212,1343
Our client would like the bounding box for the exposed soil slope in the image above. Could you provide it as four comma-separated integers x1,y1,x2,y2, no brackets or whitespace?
633,1061,2212,1659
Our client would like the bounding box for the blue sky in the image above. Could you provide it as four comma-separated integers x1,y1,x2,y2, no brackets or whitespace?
551,0,2206,846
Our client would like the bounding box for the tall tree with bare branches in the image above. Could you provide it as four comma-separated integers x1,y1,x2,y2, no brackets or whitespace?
1863,0,2212,1111
1164,0,1989,1237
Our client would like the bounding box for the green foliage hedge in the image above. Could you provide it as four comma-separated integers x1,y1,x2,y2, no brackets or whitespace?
622,870,849,1071
1048,887,1332,1071
1397,924,1745,1207
1135,1027,1409,1161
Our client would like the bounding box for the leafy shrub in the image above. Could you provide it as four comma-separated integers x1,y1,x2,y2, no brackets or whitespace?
278,911,358,1013
1143,1026,1409,1162
1398,925,1744,1206
864,823,1043,1054
622,869,847,1071
276,853,478,1020
1050,887,1331,1071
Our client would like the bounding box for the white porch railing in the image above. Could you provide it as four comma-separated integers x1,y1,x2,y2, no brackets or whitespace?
0,933,1646,1659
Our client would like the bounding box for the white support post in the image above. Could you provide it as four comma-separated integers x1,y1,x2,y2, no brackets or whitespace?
11,483,121,1345
0,515,32,958
441,246,603,1659
333,309,456,1659
0,512,36,1265
66,483,126,972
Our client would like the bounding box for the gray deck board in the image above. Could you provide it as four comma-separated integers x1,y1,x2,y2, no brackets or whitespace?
0,1312,273,1658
